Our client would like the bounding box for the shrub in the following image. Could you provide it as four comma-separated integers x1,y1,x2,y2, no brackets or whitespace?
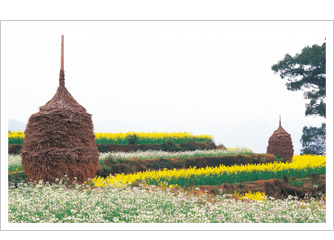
127,134,138,145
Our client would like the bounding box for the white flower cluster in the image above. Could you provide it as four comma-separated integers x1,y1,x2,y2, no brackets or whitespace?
8,147,252,170
8,182,325,223
99,147,253,162
8,154,22,170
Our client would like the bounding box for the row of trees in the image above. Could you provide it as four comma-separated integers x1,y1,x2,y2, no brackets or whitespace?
272,42,326,155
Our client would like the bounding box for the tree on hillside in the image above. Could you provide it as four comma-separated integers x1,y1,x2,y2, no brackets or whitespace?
271,42,326,155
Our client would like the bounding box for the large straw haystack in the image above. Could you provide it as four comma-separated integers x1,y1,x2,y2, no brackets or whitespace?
21,36,99,184
266,116,294,162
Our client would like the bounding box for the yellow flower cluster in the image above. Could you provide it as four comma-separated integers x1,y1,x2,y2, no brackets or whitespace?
158,181,180,189
95,131,213,143
234,191,267,201
8,131,25,138
95,132,128,141
92,155,326,187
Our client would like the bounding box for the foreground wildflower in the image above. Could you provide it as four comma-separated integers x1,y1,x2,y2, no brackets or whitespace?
8,182,325,223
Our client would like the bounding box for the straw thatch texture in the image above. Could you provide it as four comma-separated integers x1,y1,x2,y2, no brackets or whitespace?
21,71,99,184
266,122,294,162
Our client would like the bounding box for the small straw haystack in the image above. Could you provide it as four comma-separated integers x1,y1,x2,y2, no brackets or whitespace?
21,36,99,184
266,116,294,162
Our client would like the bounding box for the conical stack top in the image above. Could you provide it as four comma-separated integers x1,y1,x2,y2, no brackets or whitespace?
39,35,86,113
274,115,289,135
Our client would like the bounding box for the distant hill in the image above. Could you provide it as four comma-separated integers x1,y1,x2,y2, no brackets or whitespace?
8,119,26,132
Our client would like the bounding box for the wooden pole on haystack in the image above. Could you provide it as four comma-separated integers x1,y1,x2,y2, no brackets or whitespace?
59,35,65,87
61,35,64,71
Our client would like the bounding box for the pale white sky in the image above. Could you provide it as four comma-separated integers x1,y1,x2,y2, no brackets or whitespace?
2,21,332,153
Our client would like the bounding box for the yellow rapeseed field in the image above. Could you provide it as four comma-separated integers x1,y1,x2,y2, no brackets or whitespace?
8,131,213,145
95,131,213,144
92,155,326,187
8,131,25,138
